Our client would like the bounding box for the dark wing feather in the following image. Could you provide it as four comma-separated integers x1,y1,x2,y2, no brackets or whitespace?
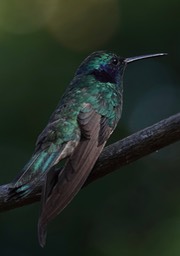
41,166,62,206
98,116,112,146
38,105,112,247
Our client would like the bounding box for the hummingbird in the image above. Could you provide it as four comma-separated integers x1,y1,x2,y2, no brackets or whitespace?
8,51,166,247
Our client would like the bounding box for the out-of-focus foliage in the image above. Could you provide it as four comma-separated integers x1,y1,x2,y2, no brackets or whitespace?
0,1,180,255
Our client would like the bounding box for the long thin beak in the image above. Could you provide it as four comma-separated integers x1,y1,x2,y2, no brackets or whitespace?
125,53,167,63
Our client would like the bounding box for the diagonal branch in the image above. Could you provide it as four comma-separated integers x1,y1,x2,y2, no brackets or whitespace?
0,113,180,212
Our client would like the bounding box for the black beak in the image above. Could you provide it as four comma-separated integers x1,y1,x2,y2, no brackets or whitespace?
125,53,167,64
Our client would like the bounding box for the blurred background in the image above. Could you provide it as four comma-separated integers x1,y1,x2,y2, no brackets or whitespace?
0,0,180,255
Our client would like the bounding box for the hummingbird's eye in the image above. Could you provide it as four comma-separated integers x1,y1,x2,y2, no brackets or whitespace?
111,57,119,66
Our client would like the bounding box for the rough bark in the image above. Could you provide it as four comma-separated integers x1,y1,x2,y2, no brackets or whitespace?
0,113,180,212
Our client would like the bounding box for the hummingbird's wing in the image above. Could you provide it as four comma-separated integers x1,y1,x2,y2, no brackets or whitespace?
38,103,112,247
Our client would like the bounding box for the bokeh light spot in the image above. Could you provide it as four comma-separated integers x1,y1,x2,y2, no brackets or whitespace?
47,0,120,51
128,84,178,132
0,0,58,34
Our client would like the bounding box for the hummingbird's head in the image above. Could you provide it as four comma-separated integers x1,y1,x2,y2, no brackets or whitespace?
76,51,167,85
76,51,125,84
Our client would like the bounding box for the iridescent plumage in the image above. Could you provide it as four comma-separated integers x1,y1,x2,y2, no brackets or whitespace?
7,51,166,246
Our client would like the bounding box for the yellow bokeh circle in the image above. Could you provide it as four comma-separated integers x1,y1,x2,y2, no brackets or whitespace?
47,0,120,51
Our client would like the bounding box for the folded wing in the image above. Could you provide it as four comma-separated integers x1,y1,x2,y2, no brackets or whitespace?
38,103,112,247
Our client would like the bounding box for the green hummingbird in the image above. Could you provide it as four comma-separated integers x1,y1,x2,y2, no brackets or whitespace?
8,51,166,247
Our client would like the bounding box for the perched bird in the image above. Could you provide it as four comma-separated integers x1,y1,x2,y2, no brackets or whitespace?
8,51,166,247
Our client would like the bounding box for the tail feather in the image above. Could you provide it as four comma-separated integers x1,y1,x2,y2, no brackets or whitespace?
38,221,47,248
7,151,61,200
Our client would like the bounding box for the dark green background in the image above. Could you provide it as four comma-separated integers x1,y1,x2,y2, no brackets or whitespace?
0,0,180,255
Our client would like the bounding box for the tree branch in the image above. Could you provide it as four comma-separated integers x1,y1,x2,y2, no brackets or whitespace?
0,113,180,212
